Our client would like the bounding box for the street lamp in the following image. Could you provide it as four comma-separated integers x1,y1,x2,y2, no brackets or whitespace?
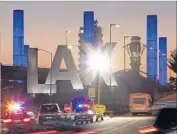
38,49,53,103
87,49,110,104
109,23,120,90
67,44,79,49
65,30,70,45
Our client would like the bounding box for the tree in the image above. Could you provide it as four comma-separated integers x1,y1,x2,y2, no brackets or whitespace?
168,49,177,73
93,20,103,47
168,49,177,90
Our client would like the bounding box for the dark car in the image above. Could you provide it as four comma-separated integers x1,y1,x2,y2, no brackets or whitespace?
38,103,61,124
138,102,177,134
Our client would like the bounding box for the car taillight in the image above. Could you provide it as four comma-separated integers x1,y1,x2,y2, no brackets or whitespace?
23,118,31,123
3,119,12,123
138,126,158,134
57,112,60,115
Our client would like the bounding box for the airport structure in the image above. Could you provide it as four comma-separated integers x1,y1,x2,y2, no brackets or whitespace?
159,37,167,86
79,11,95,70
83,11,95,44
13,9,28,67
147,15,158,80
11,10,168,86
24,45,29,67
125,36,145,75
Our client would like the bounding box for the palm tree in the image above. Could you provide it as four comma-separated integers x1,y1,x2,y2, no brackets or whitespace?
168,49,177,90
168,49,177,73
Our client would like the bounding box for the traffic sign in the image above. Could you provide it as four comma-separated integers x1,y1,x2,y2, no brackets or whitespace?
88,88,96,98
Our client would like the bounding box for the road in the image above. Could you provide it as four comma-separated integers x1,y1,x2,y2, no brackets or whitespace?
79,116,155,134
2,116,155,134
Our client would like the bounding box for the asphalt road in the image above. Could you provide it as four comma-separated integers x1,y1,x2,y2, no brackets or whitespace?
79,116,155,134
3,115,155,134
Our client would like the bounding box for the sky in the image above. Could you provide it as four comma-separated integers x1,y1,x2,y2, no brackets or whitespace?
0,1,176,77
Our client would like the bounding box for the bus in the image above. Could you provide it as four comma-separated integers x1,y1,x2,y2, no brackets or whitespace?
129,93,152,115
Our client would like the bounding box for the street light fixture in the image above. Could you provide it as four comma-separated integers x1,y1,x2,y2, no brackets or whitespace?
38,49,53,103
87,49,110,104
65,30,70,45
109,23,120,91
87,50,110,72
67,44,79,49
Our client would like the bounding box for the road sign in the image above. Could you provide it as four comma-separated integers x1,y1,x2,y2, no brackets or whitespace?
88,88,95,98
64,104,72,113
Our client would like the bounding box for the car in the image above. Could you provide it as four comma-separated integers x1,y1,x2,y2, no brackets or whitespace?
1,101,36,128
2,110,36,128
38,103,61,125
138,102,177,134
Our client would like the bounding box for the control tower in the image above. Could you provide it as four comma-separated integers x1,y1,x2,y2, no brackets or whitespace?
125,36,146,74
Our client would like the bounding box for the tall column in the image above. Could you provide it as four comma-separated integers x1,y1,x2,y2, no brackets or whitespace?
147,15,158,80
159,37,167,85
13,10,24,66
82,11,94,69
84,11,94,44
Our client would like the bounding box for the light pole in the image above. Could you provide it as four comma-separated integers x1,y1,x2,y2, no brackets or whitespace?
65,30,70,45
87,50,110,104
38,49,53,103
109,24,119,90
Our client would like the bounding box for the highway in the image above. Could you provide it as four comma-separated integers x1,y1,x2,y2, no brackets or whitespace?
79,116,155,134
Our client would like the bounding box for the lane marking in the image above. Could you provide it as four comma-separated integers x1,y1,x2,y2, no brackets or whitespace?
98,120,139,134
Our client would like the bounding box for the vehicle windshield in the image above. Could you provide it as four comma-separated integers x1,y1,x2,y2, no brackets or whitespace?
40,105,58,113
155,108,177,130
133,98,146,104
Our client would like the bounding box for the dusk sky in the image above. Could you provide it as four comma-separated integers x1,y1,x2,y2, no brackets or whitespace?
0,1,176,77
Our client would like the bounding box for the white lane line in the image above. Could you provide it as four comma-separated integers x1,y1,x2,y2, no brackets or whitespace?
98,120,139,134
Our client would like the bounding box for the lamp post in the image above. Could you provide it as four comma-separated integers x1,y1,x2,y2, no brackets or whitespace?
87,50,110,104
38,49,53,103
65,30,70,45
109,24,119,90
